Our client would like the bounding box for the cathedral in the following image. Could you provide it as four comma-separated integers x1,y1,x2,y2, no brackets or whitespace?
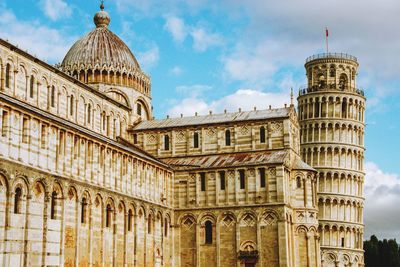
0,3,365,267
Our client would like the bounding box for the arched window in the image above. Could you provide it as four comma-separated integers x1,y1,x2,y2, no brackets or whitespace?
106,204,112,228
102,112,106,131
148,214,152,234
341,99,347,118
339,74,348,90
239,170,245,189
315,97,320,117
193,132,199,148
81,197,87,224
329,66,335,77
225,129,231,146
50,85,56,107
164,218,168,237
87,103,91,124
296,177,302,188
14,187,22,214
164,135,170,150
205,221,212,244
127,209,133,232
70,95,74,116
29,75,34,98
260,126,266,143
5,63,10,88
137,103,142,116
50,191,57,219
318,73,325,88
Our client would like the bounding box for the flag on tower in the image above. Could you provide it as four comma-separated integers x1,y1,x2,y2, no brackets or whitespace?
325,27,329,53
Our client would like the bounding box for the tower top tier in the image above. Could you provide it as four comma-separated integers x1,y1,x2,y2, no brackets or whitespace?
305,53,358,64
300,52,364,97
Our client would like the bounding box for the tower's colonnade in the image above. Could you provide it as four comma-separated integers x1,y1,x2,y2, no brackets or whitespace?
298,53,366,267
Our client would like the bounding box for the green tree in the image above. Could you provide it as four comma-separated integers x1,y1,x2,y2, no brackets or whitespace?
364,235,400,267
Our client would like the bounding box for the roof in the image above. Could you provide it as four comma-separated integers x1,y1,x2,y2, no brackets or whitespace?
61,4,140,73
161,150,288,170
292,157,315,171
133,107,291,131
160,150,315,172
61,26,140,72
0,92,170,170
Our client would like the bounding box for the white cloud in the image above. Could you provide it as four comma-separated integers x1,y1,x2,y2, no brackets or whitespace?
137,45,160,70
364,161,400,240
190,27,223,52
164,16,187,43
163,16,223,52
169,66,183,76
0,9,75,63
40,0,72,21
167,88,290,117
176,84,211,97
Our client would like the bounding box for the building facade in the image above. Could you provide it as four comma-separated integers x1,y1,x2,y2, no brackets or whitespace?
0,4,365,267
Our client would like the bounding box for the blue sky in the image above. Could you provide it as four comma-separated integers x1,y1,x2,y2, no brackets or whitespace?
1,0,400,240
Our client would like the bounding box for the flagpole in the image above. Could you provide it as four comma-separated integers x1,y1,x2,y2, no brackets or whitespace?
326,27,329,54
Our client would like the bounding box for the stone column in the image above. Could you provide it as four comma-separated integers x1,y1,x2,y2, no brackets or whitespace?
215,171,219,206
196,223,200,267
216,220,221,267
235,221,240,267
0,64,4,91
306,232,312,267
133,214,138,267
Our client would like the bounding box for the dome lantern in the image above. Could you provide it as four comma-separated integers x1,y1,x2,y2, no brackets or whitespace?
94,2,110,28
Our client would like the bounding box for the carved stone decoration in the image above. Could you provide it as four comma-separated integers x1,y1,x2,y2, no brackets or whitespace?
207,128,215,137
269,168,276,177
262,212,277,225
297,212,305,222
32,120,38,132
13,114,19,126
176,131,185,142
221,215,235,227
182,217,195,229
188,174,196,182
147,134,156,144
68,188,75,200
270,122,283,133
239,126,249,135
241,214,255,227
248,169,255,177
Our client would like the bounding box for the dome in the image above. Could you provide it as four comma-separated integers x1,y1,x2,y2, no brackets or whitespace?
61,4,140,73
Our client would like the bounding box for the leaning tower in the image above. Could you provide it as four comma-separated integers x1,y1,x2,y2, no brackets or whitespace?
298,53,366,267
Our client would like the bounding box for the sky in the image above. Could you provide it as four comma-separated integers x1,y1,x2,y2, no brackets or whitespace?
1,0,399,240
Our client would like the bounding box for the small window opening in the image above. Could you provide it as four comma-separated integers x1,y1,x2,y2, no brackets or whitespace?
128,209,133,231
205,221,212,244
296,177,302,188
200,172,206,191
50,191,57,220
260,126,266,143
225,129,231,146
193,132,199,148
239,170,245,189
81,197,87,224
259,168,266,188
106,204,112,228
14,187,22,214
219,171,226,190
164,134,170,150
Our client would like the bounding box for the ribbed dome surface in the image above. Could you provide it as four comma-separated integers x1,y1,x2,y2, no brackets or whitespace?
62,27,140,71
